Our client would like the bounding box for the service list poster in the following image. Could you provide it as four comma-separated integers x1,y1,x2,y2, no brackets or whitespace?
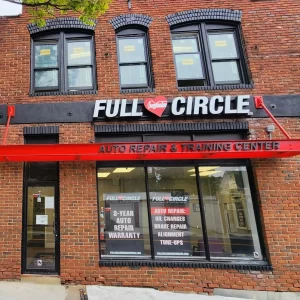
150,192,191,256
103,193,145,256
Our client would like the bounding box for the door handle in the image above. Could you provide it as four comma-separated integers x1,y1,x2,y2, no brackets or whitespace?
53,223,58,237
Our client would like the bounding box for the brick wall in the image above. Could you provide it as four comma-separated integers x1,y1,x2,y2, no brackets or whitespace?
0,0,300,104
0,0,299,294
0,126,23,279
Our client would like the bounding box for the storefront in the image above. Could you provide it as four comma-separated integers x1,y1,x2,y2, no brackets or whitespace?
0,2,300,294
0,94,299,280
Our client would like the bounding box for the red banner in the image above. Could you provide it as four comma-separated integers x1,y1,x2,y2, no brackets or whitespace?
0,140,299,162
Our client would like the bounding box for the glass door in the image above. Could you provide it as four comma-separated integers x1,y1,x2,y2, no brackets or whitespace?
23,185,59,273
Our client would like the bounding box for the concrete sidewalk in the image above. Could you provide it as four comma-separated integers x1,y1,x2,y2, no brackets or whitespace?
0,282,66,300
0,282,249,300
87,286,248,300
1,281,300,300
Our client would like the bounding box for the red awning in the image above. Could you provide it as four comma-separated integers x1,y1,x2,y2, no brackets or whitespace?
0,140,299,162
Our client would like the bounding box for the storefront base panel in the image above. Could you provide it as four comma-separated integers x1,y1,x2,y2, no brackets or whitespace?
56,266,299,294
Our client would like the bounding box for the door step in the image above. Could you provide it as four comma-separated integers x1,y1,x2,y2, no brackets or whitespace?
21,275,61,285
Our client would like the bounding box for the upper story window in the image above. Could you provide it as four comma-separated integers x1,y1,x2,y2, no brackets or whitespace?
31,31,96,94
116,28,154,91
171,23,250,88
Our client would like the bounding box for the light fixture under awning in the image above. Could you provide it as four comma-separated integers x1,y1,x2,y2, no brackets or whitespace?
0,140,299,162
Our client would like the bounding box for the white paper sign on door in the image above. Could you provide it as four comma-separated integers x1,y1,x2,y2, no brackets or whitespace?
45,196,54,209
36,215,48,225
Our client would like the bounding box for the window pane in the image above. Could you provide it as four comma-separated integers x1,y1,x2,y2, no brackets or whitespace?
118,38,146,63
172,35,199,53
68,67,92,88
26,162,58,181
120,65,147,86
34,70,58,88
212,61,240,83
199,166,262,259
97,167,151,257
175,54,204,79
34,44,58,68
208,33,238,59
67,41,91,65
148,167,204,258
26,186,56,271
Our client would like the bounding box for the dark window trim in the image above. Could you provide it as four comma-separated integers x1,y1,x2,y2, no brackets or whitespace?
97,159,249,169
94,121,249,134
64,36,96,91
22,181,60,275
207,29,242,85
120,87,155,94
23,126,59,136
109,14,153,31
144,166,155,259
99,259,272,270
27,17,97,35
166,9,242,26
30,90,98,97
195,165,210,261
172,28,206,87
247,162,270,263
171,22,252,90
30,30,97,95
116,27,154,92
178,83,254,91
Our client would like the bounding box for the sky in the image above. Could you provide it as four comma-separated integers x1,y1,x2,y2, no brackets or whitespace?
0,0,22,16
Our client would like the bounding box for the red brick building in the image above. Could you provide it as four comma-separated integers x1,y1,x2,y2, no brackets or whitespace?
0,0,299,296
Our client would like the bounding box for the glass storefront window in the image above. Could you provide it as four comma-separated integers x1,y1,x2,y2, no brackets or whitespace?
97,167,151,257
97,164,263,261
199,166,262,259
147,167,204,258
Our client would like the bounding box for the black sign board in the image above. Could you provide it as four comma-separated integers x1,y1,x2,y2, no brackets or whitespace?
150,192,192,257
103,193,145,256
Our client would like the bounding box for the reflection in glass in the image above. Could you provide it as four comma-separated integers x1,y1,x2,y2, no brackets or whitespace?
199,166,262,259
208,33,238,59
35,70,58,88
118,38,145,63
147,167,204,258
175,54,204,79
172,35,199,53
120,65,147,86
26,186,56,270
35,44,58,68
68,67,92,88
67,41,91,65
97,167,151,257
212,61,240,83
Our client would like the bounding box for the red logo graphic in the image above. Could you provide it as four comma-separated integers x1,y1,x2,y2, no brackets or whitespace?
144,96,167,117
